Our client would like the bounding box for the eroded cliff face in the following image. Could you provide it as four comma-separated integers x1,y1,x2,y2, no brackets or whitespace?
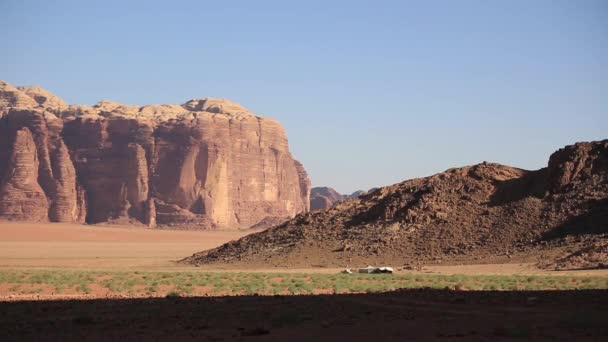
0,81,310,228
0,127,48,221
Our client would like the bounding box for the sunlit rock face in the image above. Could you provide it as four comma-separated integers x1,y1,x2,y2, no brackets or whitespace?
0,81,310,229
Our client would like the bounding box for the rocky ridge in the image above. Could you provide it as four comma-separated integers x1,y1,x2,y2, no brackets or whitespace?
184,140,608,267
310,187,345,211
310,187,370,210
0,81,310,229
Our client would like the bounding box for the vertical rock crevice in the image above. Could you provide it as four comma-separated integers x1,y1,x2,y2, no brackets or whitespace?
0,128,49,221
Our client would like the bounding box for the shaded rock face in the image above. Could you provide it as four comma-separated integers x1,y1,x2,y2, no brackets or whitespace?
0,109,83,223
184,140,608,267
0,81,310,228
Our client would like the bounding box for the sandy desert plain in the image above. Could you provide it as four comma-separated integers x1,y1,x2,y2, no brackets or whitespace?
0,221,607,341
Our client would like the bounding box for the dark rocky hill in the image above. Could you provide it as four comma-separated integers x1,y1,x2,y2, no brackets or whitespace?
183,140,608,267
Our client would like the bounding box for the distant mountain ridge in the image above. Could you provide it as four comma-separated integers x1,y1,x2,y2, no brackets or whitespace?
310,187,373,210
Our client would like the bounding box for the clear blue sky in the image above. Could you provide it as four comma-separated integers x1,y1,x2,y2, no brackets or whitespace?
1,0,606,193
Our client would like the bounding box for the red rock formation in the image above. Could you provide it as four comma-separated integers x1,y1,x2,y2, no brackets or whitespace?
0,108,83,223
0,128,48,221
16,86,68,109
0,81,38,109
0,81,310,228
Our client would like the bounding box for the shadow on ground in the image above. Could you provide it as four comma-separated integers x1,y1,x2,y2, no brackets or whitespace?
1,289,607,341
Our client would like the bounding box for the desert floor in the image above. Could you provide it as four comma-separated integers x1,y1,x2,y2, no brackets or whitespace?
0,222,253,270
1,222,606,275
0,222,606,341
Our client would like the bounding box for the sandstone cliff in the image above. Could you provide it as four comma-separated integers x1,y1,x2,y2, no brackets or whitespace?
184,140,608,267
0,81,310,229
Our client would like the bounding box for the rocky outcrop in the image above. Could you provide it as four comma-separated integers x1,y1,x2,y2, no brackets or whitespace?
0,81,310,229
547,140,608,192
184,140,608,267
16,86,68,109
0,81,38,109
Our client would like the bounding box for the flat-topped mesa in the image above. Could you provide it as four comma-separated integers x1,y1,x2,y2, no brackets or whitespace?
57,97,254,124
0,80,311,229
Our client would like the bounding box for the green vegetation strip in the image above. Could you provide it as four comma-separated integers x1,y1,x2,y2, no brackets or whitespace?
0,270,607,296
